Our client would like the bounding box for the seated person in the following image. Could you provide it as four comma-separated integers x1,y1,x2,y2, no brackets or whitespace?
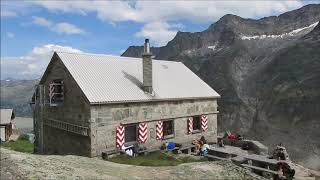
121,144,135,157
218,138,225,147
277,161,295,180
161,142,181,151
272,143,290,160
199,143,209,156
237,134,243,140
193,136,208,155
228,133,237,146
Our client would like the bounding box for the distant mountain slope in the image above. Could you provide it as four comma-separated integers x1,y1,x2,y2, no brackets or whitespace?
122,4,320,169
252,23,320,165
1,79,38,117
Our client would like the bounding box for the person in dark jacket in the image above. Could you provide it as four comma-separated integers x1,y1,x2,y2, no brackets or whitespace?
277,161,295,180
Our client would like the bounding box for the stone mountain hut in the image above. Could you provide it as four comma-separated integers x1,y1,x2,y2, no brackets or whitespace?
0,109,15,142
32,39,220,157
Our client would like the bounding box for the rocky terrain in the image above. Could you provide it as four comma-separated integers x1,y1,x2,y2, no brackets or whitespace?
122,4,320,170
0,148,265,180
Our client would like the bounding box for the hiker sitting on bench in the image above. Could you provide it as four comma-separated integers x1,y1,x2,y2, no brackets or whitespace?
121,144,135,157
277,161,295,180
227,133,237,146
198,143,209,156
161,142,181,151
121,142,145,157
192,136,207,154
218,138,225,147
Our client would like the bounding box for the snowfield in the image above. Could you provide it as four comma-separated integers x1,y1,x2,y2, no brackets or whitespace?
241,21,319,40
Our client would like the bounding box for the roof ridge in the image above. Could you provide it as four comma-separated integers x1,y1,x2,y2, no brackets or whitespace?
55,51,125,58
56,51,182,64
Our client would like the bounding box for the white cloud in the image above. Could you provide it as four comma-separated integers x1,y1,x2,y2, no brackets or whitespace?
1,1,33,18
32,1,304,23
1,44,83,79
135,22,178,46
52,22,84,34
32,16,53,27
31,1,306,45
7,32,15,38
1,10,17,17
32,16,84,34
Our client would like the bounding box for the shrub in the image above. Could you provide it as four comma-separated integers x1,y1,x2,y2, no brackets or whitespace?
18,134,30,141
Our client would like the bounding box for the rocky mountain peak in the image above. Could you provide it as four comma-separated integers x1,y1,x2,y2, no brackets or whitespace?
121,5,320,170
208,14,246,30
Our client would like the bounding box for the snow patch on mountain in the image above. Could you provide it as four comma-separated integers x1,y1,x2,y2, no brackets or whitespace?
208,45,217,50
241,21,319,40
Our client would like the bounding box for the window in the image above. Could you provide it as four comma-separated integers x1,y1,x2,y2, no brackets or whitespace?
125,124,137,143
163,120,174,137
192,116,201,131
49,79,64,106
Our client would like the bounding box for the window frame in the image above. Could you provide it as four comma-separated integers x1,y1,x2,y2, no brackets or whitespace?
162,119,174,139
124,124,138,143
49,79,64,106
192,115,202,134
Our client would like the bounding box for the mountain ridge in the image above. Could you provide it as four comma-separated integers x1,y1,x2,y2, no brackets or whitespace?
122,4,320,170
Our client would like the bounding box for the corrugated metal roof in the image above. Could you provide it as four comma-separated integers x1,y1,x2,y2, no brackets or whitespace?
0,109,14,124
56,52,220,104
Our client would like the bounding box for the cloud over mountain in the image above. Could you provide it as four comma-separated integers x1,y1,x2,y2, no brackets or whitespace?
31,1,305,45
1,44,82,79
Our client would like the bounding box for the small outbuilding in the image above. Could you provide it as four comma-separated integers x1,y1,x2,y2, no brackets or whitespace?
0,109,15,142
32,39,220,157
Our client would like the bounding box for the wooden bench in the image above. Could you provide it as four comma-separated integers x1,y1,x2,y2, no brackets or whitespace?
243,154,279,171
164,147,180,153
179,144,196,154
205,154,229,161
102,149,120,160
207,148,235,159
241,163,279,178
138,148,159,155
231,155,248,165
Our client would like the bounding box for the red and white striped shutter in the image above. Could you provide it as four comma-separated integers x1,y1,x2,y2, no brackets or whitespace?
156,120,163,140
201,115,208,132
138,122,148,143
188,117,193,134
116,125,125,148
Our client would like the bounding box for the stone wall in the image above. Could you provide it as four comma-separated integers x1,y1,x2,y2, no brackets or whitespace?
39,55,92,156
91,99,218,156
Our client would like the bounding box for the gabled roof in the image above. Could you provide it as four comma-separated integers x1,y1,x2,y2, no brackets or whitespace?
55,52,220,104
0,109,14,124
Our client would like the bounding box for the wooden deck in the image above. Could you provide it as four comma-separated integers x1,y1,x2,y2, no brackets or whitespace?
241,164,278,175
207,145,283,178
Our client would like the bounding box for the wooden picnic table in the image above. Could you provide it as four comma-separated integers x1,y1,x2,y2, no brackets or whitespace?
244,154,278,165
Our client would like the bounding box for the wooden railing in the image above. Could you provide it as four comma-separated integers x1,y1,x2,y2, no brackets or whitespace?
44,118,89,136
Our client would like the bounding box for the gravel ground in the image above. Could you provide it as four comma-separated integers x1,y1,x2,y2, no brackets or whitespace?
0,148,266,180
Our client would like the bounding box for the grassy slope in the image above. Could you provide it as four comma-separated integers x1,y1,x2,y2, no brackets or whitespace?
108,151,206,166
1,139,34,153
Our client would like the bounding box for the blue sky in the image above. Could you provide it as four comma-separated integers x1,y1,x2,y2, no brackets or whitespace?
1,1,317,79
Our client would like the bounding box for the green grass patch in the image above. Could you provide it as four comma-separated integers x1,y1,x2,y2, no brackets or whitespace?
108,151,206,166
1,139,34,153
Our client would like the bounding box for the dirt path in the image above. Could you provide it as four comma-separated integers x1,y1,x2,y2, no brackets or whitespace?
0,148,266,180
